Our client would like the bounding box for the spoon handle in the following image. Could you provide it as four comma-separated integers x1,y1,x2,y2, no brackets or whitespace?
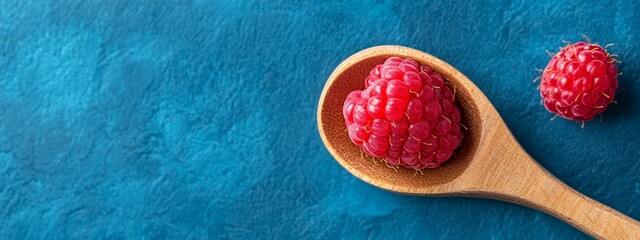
485,147,640,239
526,173,640,239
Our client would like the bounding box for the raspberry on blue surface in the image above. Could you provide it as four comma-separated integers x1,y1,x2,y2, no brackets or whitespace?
539,41,619,123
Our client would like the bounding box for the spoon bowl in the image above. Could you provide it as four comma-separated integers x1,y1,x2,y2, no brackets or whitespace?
317,45,640,239
318,46,484,194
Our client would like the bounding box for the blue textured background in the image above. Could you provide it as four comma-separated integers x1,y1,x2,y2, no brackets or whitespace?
1,1,639,239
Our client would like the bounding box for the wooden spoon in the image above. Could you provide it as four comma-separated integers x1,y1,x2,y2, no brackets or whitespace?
317,45,640,239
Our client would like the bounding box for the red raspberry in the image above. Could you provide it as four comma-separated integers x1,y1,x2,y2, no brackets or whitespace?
343,57,463,170
539,41,619,122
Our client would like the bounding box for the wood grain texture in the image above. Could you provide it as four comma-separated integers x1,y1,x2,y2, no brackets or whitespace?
317,45,640,239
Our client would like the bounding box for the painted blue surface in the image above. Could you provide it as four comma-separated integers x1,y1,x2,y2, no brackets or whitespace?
0,1,639,239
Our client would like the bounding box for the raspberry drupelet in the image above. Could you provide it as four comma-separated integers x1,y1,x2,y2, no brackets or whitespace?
342,57,463,170
539,41,619,123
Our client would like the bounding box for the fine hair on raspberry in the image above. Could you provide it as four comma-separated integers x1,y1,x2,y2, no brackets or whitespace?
538,39,620,124
342,57,463,170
